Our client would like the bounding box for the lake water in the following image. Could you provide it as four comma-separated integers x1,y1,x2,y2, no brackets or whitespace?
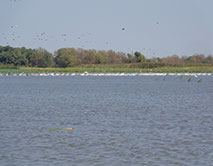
0,76,213,166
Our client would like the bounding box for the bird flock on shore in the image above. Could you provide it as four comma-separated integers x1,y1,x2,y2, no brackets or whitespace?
163,74,202,83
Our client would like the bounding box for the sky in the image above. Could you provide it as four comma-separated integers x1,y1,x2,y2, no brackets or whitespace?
0,0,213,58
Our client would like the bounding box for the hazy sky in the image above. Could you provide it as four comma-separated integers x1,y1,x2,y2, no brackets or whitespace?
0,0,213,57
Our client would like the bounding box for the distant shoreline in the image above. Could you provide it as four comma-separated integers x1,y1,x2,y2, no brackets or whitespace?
0,72,212,77
0,65,212,76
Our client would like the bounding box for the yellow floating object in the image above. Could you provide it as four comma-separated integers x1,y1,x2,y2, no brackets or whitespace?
47,128,73,130
64,128,73,130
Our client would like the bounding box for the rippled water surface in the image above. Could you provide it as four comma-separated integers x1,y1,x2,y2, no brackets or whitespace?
0,76,213,166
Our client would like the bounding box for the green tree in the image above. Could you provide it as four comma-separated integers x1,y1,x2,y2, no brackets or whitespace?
29,48,54,67
54,54,73,67
127,53,135,63
134,51,146,63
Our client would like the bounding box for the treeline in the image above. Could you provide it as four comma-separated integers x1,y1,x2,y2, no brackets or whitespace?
0,46,53,67
0,45,212,68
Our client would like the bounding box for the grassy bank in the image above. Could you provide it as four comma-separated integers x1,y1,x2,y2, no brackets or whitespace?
0,64,212,74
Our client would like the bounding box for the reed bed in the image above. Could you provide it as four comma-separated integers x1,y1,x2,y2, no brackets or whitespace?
0,64,212,74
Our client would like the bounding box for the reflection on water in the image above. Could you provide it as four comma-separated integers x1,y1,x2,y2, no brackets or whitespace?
0,76,213,166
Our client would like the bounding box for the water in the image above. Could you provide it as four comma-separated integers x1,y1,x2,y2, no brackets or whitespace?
0,76,213,166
